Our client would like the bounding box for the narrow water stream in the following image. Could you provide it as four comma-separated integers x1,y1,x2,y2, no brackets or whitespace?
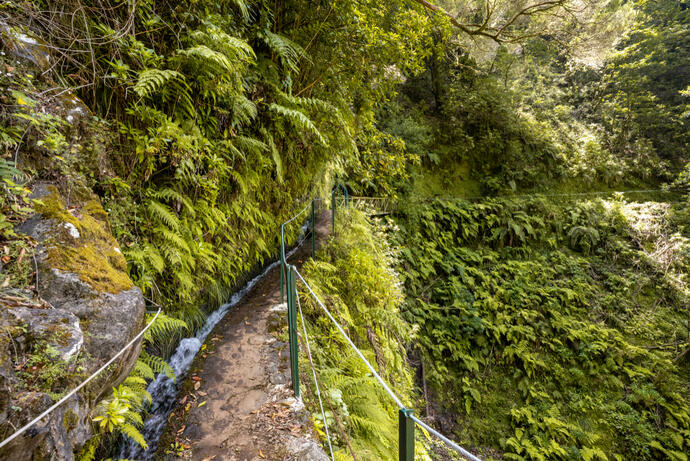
119,228,307,460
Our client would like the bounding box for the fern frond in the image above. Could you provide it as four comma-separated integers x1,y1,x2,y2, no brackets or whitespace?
262,30,303,73
76,435,101,461
131,359,155,380
120,423,148,449
134,69,184,98
140,351,176,380
147,200,181,231
230,0,250,21
124,409,144,427
269,103,326,145
150,188,196,217
143,313,188,345
179,45,234,75
231,95,258,127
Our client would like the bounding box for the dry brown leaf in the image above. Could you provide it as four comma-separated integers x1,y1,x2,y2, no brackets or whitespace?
1,277,9,288
194,381,201,390
16,247,26,265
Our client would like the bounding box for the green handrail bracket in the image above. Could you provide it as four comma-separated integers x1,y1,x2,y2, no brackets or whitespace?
399,408,415,461
286,264,300,397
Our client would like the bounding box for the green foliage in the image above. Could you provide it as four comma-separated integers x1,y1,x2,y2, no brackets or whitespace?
394,197,690,459
299,209,431,460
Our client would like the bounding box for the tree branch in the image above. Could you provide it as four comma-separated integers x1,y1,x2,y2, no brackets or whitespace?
409,0,570,43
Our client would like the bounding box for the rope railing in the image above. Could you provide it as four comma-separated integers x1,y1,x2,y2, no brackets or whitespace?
0,308,162,450
277,185,484,460
294,270,406,409
296,289,335,461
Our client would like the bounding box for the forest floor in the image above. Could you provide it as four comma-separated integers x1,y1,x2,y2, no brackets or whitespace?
155,211,332,461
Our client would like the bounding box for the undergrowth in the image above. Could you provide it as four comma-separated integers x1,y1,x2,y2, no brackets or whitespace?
394,196,690,460
299,208,434,461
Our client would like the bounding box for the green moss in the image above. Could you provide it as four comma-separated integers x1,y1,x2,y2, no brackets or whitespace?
46,244,132,293
63,409,78,432
34,186,80,228
83,200,110,223
36,187,133,294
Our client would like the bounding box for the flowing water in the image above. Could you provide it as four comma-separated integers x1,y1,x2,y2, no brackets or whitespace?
119,230,307,460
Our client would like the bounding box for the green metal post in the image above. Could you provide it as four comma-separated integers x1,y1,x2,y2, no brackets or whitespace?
399,408,414,461
280,224,285,303
311,199,315,258
286,265,300,397
331,189,336,235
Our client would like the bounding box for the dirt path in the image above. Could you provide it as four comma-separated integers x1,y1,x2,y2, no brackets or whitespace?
156,211,332,461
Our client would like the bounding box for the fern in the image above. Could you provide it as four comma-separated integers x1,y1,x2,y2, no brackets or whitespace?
120,423,148,449
261,130,283,183
178,45,234,76
147,200,181,231
149,187,196,217
269,103,326,145
143,313,188,346
231,95,258,127
134,69,184,98
262,30,303,73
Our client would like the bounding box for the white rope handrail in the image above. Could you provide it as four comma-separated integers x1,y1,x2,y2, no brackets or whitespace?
411,414,482,461
296,290,335,461
295,269,484,460
282,200,312,226
0,308,162,450
294,269,406,410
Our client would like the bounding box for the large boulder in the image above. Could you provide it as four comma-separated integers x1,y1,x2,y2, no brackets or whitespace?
0,185,145,460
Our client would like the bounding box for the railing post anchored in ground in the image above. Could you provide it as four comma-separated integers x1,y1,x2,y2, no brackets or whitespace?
286,264,300,397
399,408,415,461
280,224,285,303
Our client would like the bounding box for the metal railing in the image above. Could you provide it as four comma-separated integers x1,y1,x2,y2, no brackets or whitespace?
278,185,482,461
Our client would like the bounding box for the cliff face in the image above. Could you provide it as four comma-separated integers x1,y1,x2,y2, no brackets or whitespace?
0,26,145,461
0,184,145,461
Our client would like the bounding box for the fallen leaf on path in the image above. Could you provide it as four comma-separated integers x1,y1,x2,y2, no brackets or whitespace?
259,449,265,458
179,396,187,405
191,376,202,381
177,425,186,434
185,403,191,411
2,255,10,264
16,247,26,265
198,391,207,396
194,381,201,390
198,401,207,408
201,456,216,461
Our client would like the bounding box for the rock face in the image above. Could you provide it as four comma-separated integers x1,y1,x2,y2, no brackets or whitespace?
0,185,145,460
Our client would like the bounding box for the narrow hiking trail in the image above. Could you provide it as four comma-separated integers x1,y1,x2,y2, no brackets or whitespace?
156,211,333,461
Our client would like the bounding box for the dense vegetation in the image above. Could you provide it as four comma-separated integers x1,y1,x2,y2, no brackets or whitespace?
1,0,688,458
394,196,690,459
298,208,431,460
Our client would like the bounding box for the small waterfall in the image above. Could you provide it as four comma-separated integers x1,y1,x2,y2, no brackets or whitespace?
119,227,308,459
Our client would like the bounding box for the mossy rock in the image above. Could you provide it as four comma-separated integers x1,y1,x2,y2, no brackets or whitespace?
33,186,132,294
